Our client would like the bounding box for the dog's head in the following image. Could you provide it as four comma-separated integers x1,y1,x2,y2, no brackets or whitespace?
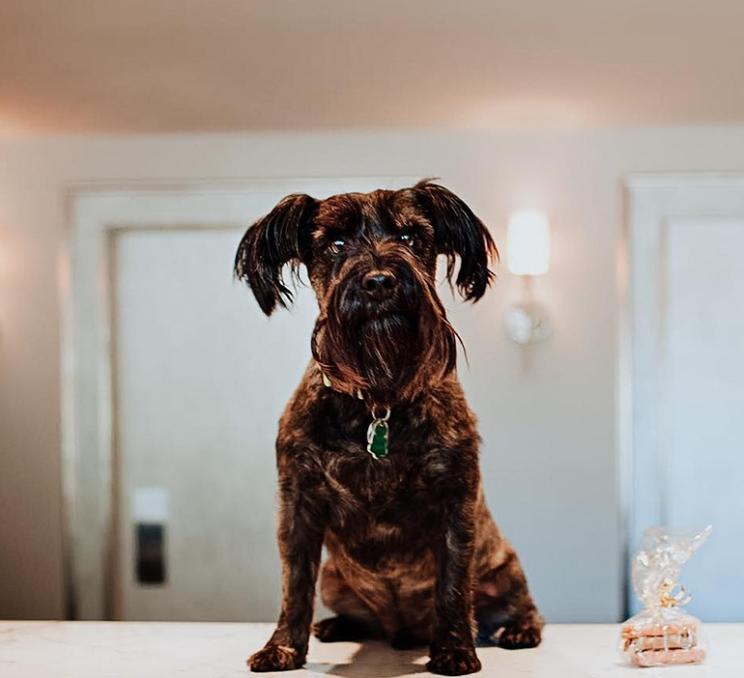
235,180,497,404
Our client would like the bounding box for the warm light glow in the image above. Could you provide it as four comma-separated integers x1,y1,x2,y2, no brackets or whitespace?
506,210,551,276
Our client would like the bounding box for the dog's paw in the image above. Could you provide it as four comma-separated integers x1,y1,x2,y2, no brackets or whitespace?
426,647,482,675
495,620,542,650
313,615,370,643
247,643,304,672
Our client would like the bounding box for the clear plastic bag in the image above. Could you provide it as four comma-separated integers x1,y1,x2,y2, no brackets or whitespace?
620,526,712,667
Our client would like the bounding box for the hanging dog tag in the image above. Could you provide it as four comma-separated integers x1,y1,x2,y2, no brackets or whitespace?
366,408,391,459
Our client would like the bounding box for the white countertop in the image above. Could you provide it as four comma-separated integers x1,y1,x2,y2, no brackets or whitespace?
0,622,740,678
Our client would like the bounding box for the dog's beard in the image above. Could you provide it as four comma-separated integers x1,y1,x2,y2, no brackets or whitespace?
312,263,457,404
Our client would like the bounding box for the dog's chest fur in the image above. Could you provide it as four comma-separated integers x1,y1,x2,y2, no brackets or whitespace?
277,364,480,573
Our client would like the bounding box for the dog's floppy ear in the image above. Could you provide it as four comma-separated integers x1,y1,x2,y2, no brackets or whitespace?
414,179,498,302
234,193,317,315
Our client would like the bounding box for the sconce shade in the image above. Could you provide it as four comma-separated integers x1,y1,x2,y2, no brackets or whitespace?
506,210,551,276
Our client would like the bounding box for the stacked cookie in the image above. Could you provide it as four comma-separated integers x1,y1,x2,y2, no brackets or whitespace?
622,619,705,667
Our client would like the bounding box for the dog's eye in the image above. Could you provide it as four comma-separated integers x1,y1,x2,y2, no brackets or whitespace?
328,238,346,255
398,232,414,245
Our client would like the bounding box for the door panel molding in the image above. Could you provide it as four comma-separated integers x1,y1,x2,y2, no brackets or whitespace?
62,177,417,619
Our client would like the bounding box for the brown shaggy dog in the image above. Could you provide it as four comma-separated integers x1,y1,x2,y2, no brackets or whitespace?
235,181,543,675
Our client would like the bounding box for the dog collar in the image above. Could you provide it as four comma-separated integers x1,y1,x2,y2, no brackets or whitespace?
320,370,364,401
319,368,391,460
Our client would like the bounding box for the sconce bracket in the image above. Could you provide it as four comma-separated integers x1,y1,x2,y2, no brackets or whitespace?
504,302,552,345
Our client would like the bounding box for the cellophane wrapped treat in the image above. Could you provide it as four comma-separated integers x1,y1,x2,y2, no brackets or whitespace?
620,526,712,668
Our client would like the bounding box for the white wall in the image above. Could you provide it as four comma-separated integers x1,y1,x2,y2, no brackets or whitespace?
2,128,744,621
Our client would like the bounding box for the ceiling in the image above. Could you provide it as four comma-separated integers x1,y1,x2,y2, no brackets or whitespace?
2,0,744,135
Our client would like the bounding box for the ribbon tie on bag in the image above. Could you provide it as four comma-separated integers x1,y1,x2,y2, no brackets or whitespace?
659,578,691,608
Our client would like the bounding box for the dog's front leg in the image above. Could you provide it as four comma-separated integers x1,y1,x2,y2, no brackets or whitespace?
427,492,481,676
248,474,324,672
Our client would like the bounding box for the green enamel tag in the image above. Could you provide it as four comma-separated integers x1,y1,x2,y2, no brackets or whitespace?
368,421,389,459
366,408,391,459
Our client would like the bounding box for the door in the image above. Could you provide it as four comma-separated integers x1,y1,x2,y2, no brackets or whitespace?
64,179,413,621
628,176,744,621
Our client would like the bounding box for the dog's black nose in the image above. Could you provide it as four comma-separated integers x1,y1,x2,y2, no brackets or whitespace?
362,271,397,299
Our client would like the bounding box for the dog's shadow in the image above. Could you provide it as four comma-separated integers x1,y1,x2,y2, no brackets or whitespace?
306,640,426,677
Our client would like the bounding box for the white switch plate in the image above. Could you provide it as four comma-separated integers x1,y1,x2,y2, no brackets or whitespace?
132,486,169,523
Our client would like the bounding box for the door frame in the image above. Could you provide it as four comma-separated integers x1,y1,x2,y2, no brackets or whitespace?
623,173,744,612
61,177,417,619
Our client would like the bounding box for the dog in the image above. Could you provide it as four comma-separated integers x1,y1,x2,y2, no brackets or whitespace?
235,180,543,675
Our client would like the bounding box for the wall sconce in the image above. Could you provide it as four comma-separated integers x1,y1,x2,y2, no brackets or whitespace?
504,210,552,344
